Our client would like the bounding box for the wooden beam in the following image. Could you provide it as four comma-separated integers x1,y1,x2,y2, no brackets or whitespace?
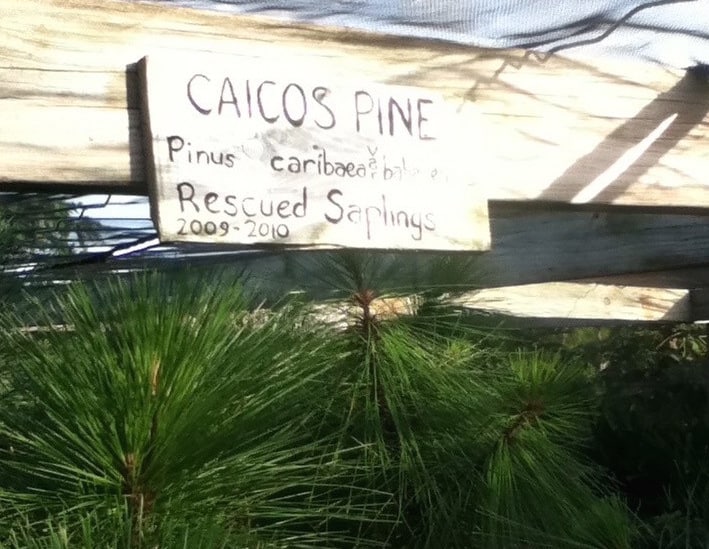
14,281,695,332
577,266,709,291
305,283,694,325
448,283,691,322
19,284,690,328
48,202,709,291
2,0,708,207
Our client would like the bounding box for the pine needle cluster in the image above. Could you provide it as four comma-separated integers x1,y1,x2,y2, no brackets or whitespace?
0,255,637,547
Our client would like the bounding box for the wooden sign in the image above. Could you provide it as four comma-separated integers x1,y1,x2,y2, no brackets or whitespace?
139,54,490,250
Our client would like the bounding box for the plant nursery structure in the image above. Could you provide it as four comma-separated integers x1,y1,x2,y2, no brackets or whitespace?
2,0,709,323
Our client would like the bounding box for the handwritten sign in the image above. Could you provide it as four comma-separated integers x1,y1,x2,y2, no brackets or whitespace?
139,53,490,250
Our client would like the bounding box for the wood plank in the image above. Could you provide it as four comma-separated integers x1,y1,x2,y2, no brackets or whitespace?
15,281,694,332
315,284,693,324
1,0,708,207
577,266,709,291
0,104,141,185
298,283,694,325
448,283,690,322
478,203,709,287
51,203,709,296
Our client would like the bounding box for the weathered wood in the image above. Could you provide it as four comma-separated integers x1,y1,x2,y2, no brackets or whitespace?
577,266,709,291
479,203,709,287
2,0,708,208
306,285,694,327
14,284,694,328
318,285,693,324
139,53,490,250
449,283,691,322
62,202,709,291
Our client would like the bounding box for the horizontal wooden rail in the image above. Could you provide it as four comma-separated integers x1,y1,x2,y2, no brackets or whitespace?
13,282,698,329
91,203,709,290
318,285,695,324
1,0,708,207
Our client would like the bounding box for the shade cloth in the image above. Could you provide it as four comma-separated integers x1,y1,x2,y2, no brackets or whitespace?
168,0,709,68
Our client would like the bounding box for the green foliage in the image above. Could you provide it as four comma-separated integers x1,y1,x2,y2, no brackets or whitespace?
0,255,642,547
584,325,709,548
475,352,635,548
0,193,102,316
0,272,392,547
0,194,73,262
533,321,709,548
302,252,636,548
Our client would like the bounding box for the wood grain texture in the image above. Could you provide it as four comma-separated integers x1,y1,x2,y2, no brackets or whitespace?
305,284,693,324
78,203,709,290
2,0,708,207
580,267,709,291
449,283,691,322
15,282,695,331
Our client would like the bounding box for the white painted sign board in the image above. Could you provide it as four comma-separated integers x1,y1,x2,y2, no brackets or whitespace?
139,53,490,250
